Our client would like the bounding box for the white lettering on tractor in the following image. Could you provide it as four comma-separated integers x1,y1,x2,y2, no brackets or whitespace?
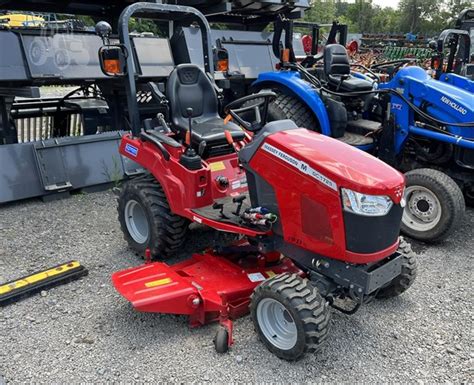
262,143,337,191
440,96,467,115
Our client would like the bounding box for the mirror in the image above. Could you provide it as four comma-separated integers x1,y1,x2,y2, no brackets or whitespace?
95,21,112,41
98,45,127,77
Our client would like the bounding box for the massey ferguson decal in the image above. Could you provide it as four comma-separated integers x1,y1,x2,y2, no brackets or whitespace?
262,143,337,191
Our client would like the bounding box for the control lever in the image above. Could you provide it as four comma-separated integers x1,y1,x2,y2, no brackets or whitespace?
212,202,228,219
184,107,195,155
225,130,240,152
179,107,202,170
232,195,246,216
156,113,171,133
198,140,207,157
187,108,194,141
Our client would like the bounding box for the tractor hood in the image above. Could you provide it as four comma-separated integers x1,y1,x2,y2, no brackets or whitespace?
256,129,405,203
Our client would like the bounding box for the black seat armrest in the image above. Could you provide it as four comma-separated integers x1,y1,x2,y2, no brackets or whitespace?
145,130,181,148
139,132,171,161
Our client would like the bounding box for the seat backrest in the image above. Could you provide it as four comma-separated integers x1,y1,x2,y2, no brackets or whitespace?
166,64,219,131
324,44,350,77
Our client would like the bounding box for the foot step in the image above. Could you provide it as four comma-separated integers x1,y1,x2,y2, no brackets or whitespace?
347,119,382,133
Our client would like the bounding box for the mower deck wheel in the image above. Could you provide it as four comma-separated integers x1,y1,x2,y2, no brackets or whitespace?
376,237,418,299
213,327,229,354
117,174,189,259
401,168,465,242
250,273,330,361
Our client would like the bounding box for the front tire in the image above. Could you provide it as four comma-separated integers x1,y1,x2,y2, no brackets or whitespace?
401,168,465,242
376,237,417,299
250,274,330,361
117,174,189,259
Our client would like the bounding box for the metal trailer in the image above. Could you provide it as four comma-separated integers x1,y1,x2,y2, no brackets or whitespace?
0,1,204,204
0,1,140,203
0,0,313,204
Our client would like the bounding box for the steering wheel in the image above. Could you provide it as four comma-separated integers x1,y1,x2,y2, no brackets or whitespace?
224,90,277,132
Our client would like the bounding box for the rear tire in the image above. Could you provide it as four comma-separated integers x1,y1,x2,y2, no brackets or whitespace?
401,168,465,242
376,237,417,299
117,174,189,259
267,93,318,130
250,273,330,361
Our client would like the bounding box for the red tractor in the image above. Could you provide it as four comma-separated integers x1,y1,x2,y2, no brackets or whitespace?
98,3,417,361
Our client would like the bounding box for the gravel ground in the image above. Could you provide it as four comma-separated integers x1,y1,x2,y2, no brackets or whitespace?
0,190,472,383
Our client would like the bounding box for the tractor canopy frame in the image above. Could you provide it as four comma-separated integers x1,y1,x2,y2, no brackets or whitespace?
433,28,472,78
115,2,214,137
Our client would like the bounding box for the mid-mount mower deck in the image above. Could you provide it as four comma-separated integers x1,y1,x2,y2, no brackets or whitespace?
99,2,417,360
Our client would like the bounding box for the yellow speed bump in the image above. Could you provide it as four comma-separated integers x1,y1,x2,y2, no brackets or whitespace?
0,261,88,306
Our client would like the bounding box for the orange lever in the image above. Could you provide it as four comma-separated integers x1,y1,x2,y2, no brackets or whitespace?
224,130,234,145
224,114,233,125
185,130,191,146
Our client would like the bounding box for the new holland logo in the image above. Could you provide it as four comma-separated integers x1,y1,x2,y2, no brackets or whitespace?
262,143,337,191
440,96,467,115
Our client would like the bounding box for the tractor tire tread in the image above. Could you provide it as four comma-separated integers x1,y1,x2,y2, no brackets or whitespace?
402,168,465,242
376,237,418,299
251,273,331,361
269,94,318,131
117,174,188,259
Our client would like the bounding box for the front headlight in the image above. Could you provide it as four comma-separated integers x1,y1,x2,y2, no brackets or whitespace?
341,188,393,217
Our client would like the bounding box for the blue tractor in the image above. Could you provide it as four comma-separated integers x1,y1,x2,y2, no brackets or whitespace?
248,18,474,243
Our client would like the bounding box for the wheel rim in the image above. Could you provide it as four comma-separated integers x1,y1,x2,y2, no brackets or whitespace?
124,200,149,244
402,186,442,231
256,298,297,350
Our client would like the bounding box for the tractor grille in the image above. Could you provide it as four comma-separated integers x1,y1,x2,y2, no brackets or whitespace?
343,204,403,254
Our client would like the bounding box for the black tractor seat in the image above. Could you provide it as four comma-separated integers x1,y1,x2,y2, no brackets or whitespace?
187,116,244,143
324,44,373,92
166,64,245,155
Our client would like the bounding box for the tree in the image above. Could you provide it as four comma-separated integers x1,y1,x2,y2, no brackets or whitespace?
398,0,441,33
304,0,337,24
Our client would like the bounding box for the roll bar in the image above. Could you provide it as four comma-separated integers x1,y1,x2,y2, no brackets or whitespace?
118,2,214,136
435,29,471,76
272,19,348,62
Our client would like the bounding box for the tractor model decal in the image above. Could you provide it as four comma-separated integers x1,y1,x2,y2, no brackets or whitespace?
440,96,468,115
262,143,337,191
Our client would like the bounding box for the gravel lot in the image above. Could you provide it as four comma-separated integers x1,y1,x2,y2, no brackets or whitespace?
0,190,472,383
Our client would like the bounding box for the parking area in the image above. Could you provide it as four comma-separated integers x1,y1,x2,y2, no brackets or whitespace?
0,190,472,383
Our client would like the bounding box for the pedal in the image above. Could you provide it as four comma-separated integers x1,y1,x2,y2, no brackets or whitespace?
212,202,228,219
0,261,88,307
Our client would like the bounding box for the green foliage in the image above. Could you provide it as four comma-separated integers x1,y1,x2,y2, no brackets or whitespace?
303,0,472,34
129,18,163,35
303,0,336,24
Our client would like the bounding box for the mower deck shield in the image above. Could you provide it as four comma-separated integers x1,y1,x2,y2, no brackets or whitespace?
112,252,302,325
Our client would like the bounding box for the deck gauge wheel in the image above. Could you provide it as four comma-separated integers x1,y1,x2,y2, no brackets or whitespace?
213,326,230,353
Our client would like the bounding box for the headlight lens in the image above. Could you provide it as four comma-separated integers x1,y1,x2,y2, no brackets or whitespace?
341,188,393,217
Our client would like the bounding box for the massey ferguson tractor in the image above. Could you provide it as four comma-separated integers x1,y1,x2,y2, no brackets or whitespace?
97,3,417,360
